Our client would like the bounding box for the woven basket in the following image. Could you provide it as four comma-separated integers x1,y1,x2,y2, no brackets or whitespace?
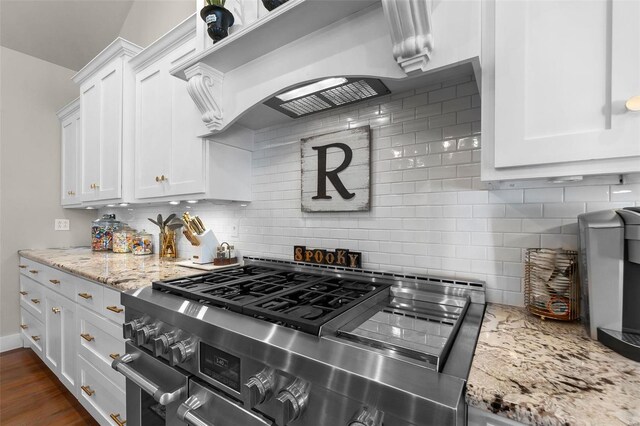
525,248,579,320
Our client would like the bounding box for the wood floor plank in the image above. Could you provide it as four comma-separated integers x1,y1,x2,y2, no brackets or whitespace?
0,348,98,425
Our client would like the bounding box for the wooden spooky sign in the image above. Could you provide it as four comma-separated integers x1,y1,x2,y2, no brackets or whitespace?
301,126,371,212
294,246,362,269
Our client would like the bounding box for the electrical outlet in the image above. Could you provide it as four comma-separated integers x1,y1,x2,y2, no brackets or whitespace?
231,220,239,238
55,219,69,231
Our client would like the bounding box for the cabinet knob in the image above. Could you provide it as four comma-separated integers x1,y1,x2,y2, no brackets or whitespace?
51,307,61,314
161,175,166,181
626,95,640,112
20,324,28,330
31,335,41,342
155,176,160,182
19,291,28,296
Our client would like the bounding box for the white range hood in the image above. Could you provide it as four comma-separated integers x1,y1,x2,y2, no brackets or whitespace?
171,0,480,135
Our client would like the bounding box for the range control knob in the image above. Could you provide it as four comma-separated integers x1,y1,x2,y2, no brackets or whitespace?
135,323,159,346
242,368,275,408
151,330,178,357
168,339,196,366
275,378,310,425
348,407,384,426
122,318,145,340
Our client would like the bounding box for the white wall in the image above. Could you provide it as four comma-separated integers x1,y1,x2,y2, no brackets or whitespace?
0,47,96,339
119,0,196,48
104,73,639,306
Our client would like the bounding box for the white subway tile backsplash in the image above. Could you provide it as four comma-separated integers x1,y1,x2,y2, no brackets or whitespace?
610,184,640,201
524,187,564,203
564,185,610,202
489,190,524,204
544,203,586,218
109,76,634,309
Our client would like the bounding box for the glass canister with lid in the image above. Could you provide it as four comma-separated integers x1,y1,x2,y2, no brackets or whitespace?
91,214,124,251
132,230,153,255
112,227,135,253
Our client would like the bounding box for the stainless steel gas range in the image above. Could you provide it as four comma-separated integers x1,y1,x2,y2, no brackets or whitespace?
112,256,485,426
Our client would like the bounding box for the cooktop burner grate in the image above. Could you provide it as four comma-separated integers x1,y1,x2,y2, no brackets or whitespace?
153,265,390,334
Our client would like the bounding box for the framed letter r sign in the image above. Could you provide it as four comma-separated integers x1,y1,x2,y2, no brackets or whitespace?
301,126,371,212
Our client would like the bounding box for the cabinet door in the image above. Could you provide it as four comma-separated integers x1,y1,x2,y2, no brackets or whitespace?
58,294,77,395
44,289,61,374
80,82,100,202
135,39,205,199
96,61,123,200
61,111,81,206
135,61,171,199
491,0,640,169
167,41,207,197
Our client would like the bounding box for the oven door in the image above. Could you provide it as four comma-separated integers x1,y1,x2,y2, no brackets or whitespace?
112,342,189,426
177,379,271,426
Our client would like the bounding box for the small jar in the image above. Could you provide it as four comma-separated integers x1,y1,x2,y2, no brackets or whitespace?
113,227,134,253
91,214,124,251
132,230,153,255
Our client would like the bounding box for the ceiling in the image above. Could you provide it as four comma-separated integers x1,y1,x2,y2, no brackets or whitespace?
0,0,135,71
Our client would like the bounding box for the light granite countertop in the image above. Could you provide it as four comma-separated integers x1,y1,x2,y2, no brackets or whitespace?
467,304,640,426
19,247,203,291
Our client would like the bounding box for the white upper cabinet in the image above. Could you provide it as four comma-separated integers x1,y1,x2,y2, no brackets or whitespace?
72,38,141,204
57,99,81,206
482,0,640,180
132,16,207,199
131,14,251,203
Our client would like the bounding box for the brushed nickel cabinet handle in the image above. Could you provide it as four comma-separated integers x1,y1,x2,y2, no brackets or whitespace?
52,307,61,314
81,385,95,397
109,353,120,360
20,324,28,330
110,413,126,426
49,279,61,285
31,335,40,342
78,292,92,299
106,305,123,314
80,333,95,342
19,291,28,296
18,265,27,269
29,270,38,274
30,298,40,304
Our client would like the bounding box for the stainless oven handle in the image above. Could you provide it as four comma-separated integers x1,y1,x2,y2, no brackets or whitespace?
111,353,185,405
177,396,214,426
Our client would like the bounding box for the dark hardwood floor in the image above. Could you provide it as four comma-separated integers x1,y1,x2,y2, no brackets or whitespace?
0,348,98,425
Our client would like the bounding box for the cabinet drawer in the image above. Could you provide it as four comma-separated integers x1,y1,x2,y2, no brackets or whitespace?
19,274,44,321
102,287,125,324
78,355,126,426
20,308,44,360
77,306,125,390
41,264,78,301
75,278,104,313
18,257,43,282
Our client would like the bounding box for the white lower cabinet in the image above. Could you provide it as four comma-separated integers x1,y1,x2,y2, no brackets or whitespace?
44,288,77,395
18,257,126,425
78,355,127,426
19,308,44,360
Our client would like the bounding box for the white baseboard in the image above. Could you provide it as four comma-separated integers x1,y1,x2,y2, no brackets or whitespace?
0,333,23,353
